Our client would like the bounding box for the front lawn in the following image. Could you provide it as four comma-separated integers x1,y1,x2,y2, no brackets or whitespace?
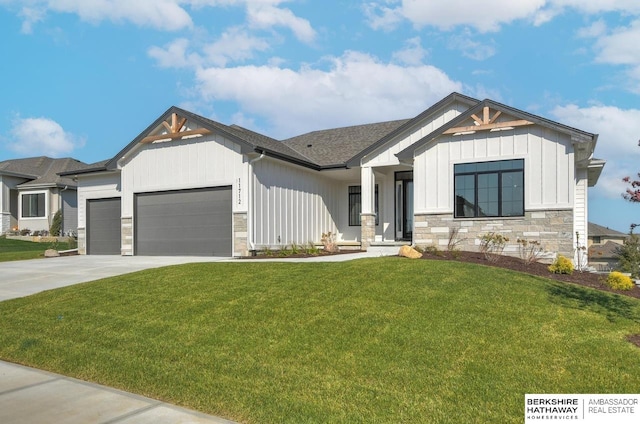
0,237,73,262
0,258,639,423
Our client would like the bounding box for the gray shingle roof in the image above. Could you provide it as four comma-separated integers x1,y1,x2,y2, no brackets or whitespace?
589,240,622,260
588,222,628,238
0,156,87,188
282,120,410,167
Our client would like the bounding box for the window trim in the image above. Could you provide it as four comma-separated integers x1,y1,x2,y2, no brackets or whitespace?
348,184,379,226
20,190,48,219
454,159,524,218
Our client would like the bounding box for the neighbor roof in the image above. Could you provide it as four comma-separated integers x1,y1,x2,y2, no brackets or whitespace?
588,222,628,238
589,240,621,260
0,156,87,188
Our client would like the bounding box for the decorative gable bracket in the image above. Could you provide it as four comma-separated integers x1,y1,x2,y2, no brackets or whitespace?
443,106,534,135
141,113,211,144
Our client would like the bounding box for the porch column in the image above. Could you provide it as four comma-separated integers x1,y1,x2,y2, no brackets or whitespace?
360,166,376,250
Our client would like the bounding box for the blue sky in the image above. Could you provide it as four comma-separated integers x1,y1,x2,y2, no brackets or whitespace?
0,0,639,233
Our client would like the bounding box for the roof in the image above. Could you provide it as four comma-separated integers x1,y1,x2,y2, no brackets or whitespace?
282,120,410,167
0,156,87,189
67,92,604,175
588,222,628,238
589,240,622,260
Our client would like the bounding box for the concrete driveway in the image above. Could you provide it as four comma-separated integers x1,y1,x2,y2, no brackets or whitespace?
0,255,226,301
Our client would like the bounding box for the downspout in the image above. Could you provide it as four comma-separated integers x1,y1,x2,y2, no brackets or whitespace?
247,152,265,252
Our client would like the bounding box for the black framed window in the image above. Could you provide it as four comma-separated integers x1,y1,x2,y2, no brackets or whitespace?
348,185,379,226
454,159,524,218
22,193,46,218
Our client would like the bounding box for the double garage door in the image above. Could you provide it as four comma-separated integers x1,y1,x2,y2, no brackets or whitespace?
86,186,232,256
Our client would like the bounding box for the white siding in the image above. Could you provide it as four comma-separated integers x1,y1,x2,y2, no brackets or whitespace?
119,134,248,217
574,168,588,250
77,173,122,228
414,125,575,214
253,158,337,247
362,101,470,167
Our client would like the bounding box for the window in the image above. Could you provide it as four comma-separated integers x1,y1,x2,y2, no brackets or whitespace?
348,185,379,226
592,236,601,244
21,193,46,218
454,159,524,218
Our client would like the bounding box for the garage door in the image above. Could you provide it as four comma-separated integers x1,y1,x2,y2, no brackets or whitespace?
87,198,121,255
135,186,232,256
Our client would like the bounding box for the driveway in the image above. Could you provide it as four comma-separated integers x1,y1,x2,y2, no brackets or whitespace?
0,255,226,301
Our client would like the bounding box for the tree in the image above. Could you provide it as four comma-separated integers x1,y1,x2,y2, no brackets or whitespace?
615,230,640,279
622,140,640,202
50,210,62,236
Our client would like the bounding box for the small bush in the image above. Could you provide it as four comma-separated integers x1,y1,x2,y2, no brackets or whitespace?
479,232,509,263
517,238,544,266
548,255,574,275
424,244,442,256
605,272,634,291
321,232,338,253
50,210,62,236
305,242,320,256
413,245,425,254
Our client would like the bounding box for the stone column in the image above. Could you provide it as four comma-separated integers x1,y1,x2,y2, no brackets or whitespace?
360,166,376,250
121,217,133,256
77,227,86,254
233,212,248,256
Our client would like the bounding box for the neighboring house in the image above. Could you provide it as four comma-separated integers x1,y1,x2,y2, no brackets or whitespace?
61,93,605,259
588,222,627,271
0,156,87,235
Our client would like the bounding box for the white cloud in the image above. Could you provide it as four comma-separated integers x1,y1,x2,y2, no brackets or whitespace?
392,37,427,65
19,6,45,34
202,27,271,66
8,117,84,156
148,38,202,68
194,51,462,137
246,3,315,43
365,0,640,33
448,29,496,60
551,104,640,199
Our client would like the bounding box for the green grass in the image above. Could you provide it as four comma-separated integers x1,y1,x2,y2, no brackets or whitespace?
0,258,639,423
0,237,72,262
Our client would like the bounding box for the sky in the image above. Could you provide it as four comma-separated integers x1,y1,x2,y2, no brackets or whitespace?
0,0,639,233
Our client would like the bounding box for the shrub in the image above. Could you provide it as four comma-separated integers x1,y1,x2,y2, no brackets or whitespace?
605,271,634,291
479,232,509,263
614,232,640,279
517,238,544,266
50,210,62,236
305,242,320,256
548,255,574,275
321,232,338,253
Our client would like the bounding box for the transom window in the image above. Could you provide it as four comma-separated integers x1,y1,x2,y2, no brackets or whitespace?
348,185,379,226
21,192,46,218
454,159,524,218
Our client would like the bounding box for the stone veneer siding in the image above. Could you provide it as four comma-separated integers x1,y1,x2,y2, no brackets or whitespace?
413,210,574,258
1,212,9,235
121,217,133,256
233,212,248,256
360,213,376,250
77,227,86,254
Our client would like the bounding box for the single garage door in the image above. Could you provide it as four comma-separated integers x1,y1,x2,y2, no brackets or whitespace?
135,186,232,256
87,198,121,255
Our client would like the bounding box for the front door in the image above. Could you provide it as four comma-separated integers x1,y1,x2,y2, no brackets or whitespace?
395,171,414,240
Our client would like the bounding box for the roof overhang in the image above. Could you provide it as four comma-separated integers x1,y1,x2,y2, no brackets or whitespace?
587,158,606,187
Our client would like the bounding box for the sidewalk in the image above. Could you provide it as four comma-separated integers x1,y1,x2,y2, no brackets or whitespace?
0,361,236,424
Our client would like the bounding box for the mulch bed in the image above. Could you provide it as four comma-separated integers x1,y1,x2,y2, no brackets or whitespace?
420,250,640,300
240,250,364,259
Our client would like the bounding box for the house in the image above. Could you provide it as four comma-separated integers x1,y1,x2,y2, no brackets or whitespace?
61,93,605,259
588,222,627,272
0,156,87,236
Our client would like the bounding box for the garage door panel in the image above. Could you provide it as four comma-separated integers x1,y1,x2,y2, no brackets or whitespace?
87,198,121,255
135,186,232,256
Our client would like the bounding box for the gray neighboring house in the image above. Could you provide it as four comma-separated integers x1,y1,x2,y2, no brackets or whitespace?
0,156,88,235
588,222,628,272
62,92,605,260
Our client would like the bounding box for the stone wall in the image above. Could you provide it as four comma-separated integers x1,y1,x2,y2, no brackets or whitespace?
233,212,248,256
360,213,376,250
413,210,574,258
121,217,132,256
1,212,9,235
77,227,86,254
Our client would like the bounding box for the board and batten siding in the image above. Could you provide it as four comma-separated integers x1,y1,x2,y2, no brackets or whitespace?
119,134,248,217
361,101,470,167
252,158,337,247
413,125,576,214
77,173,122,229
574,169,588,245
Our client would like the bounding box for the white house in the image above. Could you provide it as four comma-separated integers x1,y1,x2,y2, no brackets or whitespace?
61,93,605,260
